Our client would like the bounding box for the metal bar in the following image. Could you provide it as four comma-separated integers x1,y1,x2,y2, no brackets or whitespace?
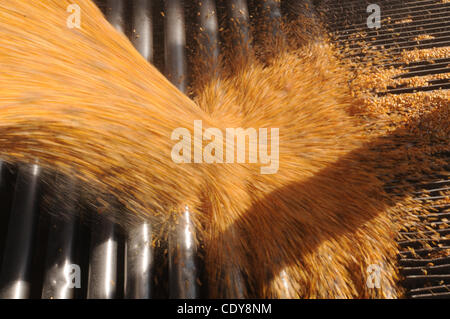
124,223,153,299
168,206,198,298
105,0,126,34
330,4,450,28
401,264,450,276
0,160,11,268
228,270,246,298
276,269,296,298
399,239,450,248
397,67,450,78
197,0,220,76
410,284,450,294
344,35,450,52
131,0,154,62
164,0,188,92
411,291,450,299
0,160,4,187
336,23,450,41
286,0,315,16
260,0,283,38
0,164,41,299
400,257,450,267
399,246,450,258
125,1,155,299
404,274,450,284
162,1,199,297
325,0,438,10
84,0,123,300
41,215,78,299
41,177,78,299
227,0,252,58
87,217,118,299
381,82,450,95
217,226,246,298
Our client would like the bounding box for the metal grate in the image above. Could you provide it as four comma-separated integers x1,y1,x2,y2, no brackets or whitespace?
322,0,450,94
323,0,449,298
396,178,450,299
